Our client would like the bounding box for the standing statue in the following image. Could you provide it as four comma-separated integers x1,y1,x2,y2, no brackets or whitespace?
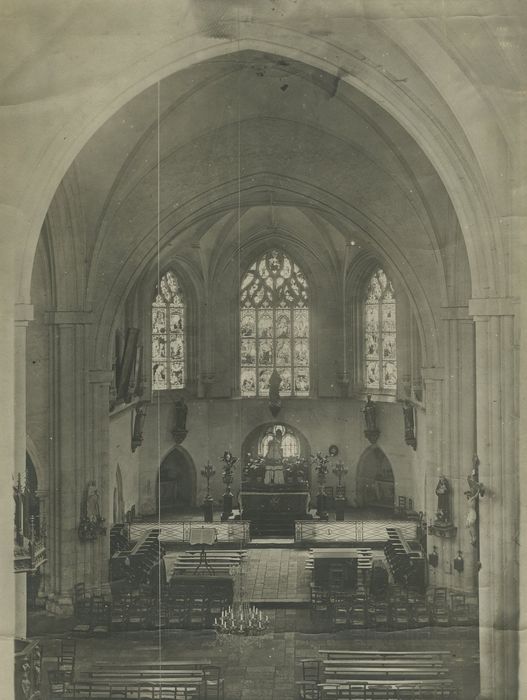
264,428,285,485
402,400,417,450
464,454,485,546
78,480,106,541
363,394,380,444
131,403,147,452
268,369,282,417
435,476,451,524
172,397,188,443
86,481,101,523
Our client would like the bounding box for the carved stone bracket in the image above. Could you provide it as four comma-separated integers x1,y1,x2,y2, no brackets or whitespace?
428,523,457,539
364,428,380,445
172,428,188,445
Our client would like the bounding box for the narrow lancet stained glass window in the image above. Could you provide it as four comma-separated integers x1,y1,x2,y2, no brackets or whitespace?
240,250,309,397
364,268,397,391
152,271,185,391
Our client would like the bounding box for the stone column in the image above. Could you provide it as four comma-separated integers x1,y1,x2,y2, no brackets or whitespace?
14,304,34,637
46,311,92,611
84,370,112,593
469,298,518,700
440,307,477,593
35,488,50,599
421,367,447,587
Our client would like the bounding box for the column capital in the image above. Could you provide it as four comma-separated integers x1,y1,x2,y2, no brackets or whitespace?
45,310,94,325
439,306,470,321
14,303,34,324
469,297,518,318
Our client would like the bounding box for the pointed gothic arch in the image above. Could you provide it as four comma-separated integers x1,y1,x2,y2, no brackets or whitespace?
356,445,395,510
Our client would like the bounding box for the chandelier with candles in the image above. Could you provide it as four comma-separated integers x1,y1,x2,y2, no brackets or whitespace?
214,561,270,638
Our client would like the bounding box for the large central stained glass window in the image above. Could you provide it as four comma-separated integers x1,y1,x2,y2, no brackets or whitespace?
240,249,309,397
363,268,397,392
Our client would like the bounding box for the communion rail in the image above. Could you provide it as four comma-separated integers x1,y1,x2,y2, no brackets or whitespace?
129,521,251,546
295,520,417,544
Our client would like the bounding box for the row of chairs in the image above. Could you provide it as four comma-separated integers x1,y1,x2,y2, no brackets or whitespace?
110,591,229,631
311,585,477,630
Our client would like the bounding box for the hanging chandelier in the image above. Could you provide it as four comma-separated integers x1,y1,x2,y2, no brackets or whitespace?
214,602,269,636
214,561,270,638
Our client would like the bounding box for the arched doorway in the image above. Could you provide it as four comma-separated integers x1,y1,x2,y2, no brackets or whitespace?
157,448,196,513
356,446,395,510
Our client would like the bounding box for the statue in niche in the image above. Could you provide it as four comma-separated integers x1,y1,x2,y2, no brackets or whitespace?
465,454,485,546
172,397,188,444
363,394,380,444
268,369,282,417
435,475,451,524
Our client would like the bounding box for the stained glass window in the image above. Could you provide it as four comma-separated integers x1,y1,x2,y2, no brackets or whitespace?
240,249,309,397
259,425,300,458
152,271,185,391
364,268,397,391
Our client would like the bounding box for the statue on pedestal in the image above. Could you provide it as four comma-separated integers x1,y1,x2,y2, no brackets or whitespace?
363,394,380,444
435,476,451,525
464,454,485,546
268,369,282,417
131,402,147,452
172,397,188,444
402,400,417,450
264,428,285,485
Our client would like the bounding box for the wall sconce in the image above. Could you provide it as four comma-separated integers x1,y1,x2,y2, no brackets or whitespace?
428,545,439,568
454,550,464,574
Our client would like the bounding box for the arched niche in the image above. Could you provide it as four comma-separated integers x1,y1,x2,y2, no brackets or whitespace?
157,446,197,513
241,422,311,464
356,446,395,510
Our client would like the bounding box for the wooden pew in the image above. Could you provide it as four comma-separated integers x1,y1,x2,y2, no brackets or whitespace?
319,650,451,660
318,680,458,699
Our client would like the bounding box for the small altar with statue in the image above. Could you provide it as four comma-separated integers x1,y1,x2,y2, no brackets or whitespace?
239,425,313,538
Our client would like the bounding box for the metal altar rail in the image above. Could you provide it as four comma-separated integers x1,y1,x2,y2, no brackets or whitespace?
129,521,251,545
295,520,417,544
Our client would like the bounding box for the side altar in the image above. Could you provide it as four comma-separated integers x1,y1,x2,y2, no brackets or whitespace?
240,440,312,537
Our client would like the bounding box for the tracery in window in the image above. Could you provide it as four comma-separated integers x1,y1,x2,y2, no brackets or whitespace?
240,249,309,397
258,424,300,459
363,268,397,391
152,271,185,391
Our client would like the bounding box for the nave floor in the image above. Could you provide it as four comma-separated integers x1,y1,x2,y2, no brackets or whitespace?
165,548,313,602
35,626,480,700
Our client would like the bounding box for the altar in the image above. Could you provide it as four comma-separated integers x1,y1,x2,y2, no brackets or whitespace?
240,436,311,537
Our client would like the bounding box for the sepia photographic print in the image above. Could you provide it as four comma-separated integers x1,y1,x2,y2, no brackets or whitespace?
1,2,525,699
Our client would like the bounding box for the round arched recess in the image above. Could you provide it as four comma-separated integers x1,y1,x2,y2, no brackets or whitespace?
356,445,395,511
16,37,504,307
157,446,197,513
241,422,311,463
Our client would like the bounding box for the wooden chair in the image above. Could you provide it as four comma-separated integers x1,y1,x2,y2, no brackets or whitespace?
48,669,68,699
203,665,223,700
57,639,76,679
301,659,322,684
297,681,321,699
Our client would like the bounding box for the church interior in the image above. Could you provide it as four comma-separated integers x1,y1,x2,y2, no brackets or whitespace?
4,3,525,700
